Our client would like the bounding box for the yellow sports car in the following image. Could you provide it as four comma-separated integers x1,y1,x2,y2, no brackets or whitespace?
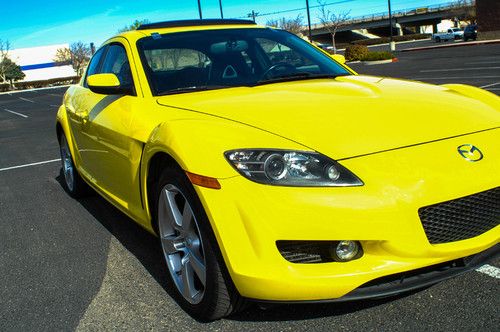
56,19,500,320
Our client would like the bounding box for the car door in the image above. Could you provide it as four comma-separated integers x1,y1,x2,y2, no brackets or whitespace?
66,46,107,181
83,42,144,218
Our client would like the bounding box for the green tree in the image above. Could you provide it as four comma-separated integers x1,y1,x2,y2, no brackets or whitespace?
118,19,150,33
1,57,25,87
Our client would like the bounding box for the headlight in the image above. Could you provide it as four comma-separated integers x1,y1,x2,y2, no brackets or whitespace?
225,149,363,187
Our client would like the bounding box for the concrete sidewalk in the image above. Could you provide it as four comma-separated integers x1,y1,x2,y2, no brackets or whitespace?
402,39,500,52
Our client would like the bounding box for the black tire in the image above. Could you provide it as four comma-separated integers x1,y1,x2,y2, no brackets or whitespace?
155,166,243,321
435,37,441,43
58,133,90,198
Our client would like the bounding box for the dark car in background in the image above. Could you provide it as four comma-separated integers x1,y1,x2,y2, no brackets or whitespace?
464,24,478,41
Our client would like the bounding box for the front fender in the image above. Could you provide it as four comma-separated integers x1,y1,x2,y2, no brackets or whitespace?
443,84,500,111
139,116,309,219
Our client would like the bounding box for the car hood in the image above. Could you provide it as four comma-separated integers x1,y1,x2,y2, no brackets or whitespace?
157,75,500,160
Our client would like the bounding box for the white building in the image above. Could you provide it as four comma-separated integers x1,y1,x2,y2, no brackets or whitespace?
8,44,76,82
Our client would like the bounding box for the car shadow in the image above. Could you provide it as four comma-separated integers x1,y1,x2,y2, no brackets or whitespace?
55,172,423,322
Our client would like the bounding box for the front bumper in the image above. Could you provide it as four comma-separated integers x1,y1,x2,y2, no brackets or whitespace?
194,129,500,301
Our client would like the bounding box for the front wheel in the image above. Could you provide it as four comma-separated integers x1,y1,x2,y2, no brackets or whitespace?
435,37,441,43
156,166,242,320
59,133,89,198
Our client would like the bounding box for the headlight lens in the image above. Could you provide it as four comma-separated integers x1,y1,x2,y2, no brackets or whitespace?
225,149,363,187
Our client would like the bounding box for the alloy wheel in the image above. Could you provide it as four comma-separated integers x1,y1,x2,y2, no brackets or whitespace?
158,184,207,304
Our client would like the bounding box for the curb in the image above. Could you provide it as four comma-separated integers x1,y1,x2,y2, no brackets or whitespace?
0,85,71,95
349,58,398,65
402,39,500,52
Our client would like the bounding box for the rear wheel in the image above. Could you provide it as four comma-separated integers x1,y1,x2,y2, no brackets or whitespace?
156,166,242,321
59,133,89,198
435,37,441,43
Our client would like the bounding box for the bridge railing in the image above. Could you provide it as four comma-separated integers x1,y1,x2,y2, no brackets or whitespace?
311,1,474,29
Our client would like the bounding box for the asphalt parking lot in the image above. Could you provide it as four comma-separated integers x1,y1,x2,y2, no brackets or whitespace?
0,43,499,331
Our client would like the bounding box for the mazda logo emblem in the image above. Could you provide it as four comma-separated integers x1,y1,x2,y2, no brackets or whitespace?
457,144,483,162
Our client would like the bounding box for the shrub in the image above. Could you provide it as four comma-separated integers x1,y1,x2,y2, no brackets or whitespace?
361,51,394,61
0,83,10,92
344,45,369,61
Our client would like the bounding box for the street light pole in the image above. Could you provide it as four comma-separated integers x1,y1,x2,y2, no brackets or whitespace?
198,0,203,19
388,0,395,51
219,0,224,19
305,0,312,42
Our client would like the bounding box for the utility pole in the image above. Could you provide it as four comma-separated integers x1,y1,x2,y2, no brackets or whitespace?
198,0,203,19
388,0,395,51
247,10,259,22
305,0,312,42
219,0,224,19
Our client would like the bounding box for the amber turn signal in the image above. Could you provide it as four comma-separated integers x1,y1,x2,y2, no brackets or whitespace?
185,171,221,189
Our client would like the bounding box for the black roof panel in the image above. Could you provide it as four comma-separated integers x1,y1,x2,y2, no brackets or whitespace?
137,19,256,30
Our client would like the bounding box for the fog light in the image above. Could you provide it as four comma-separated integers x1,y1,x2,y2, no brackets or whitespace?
333,240,360,261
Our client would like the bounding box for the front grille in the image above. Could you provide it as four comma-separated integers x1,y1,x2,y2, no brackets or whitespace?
418,187,500,244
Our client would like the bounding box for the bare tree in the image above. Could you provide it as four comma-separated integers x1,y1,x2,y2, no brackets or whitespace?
450,0,476,24
317,1,350,53
266,15,304,36
54,47,72,66
0,39,11,83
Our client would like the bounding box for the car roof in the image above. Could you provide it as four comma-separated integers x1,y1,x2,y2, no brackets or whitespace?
113,19,264,44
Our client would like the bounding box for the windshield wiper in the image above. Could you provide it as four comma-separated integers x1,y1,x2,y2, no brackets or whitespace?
255,73,342,86
158,85,226,96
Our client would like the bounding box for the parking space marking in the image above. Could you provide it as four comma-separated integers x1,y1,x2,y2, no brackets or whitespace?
420,67,500,73
19,97,35,103
412,75,500,80
3,108,28,118
466,61,500,65
479,82,500,89
0,159,60,172
476,264,500,279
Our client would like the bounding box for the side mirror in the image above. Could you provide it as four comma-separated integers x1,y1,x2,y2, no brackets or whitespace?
331,54,346,64
87,73,131,95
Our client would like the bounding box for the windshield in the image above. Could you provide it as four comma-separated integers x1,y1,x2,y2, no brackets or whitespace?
137,28,351,96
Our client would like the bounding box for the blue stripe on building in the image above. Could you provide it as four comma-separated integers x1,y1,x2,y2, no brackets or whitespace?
20,62,65,71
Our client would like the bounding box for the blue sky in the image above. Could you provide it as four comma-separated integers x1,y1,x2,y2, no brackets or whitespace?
1,0,452,49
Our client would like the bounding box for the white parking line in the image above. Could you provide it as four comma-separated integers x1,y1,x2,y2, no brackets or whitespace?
412,75,500,80
420,67,500,73
466,61,500,65
476,264,500,279
3,108,28,118
0,159,60,172
19,97,35,103
479,82,500,89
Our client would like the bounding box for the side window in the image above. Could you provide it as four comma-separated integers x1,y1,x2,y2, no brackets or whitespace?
84,47,105,87
143,48,211,71
255,38,316,70
100,44,135,92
